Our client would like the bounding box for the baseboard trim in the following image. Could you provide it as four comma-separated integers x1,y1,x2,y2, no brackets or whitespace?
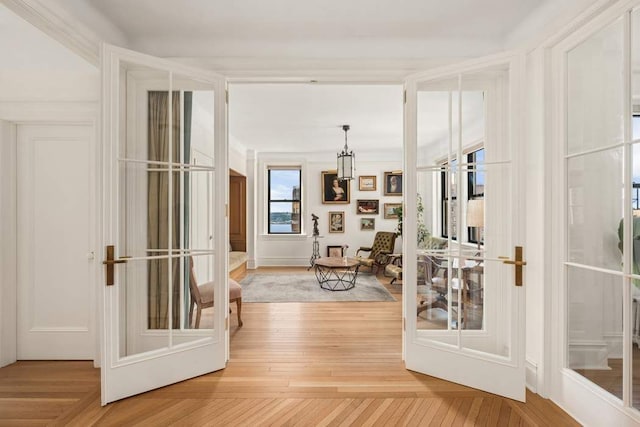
526,359,538,393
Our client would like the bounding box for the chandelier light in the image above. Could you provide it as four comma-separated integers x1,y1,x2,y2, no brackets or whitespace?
337,124,355,180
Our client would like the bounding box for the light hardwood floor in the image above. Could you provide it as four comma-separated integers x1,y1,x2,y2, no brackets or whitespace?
0,267,579,426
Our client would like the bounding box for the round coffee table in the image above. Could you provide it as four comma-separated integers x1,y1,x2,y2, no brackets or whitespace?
314,257,360,291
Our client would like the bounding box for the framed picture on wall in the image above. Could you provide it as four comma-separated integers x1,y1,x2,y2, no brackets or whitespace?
327,245,344,257
384,171,403,196
322,171,350,204
360,218,375,231
356,199,379,214
384,203,402,219
358,175,377,191
329,211,345,233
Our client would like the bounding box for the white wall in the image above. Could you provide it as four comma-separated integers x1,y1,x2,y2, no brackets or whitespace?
0,4,99,103
252,150,403,267
229,135,247,176
0,120,17,367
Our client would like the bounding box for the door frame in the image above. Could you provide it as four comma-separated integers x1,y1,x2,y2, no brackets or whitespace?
547,0,640,424
0,103,100,367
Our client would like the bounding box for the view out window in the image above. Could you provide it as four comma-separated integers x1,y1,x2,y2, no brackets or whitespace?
440,147,484,242
268,168,301,234
441,159,457,239
467,148,485,244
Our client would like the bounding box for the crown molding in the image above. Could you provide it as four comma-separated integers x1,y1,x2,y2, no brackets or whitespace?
2,0,101,66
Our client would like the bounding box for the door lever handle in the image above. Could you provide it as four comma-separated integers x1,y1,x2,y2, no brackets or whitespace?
103,246,128,286
499,246,526,286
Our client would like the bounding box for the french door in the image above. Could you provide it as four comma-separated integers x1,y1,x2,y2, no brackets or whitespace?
100,44,228,404
403,53,526,401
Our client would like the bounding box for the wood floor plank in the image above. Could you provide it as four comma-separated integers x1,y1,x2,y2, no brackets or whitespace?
0,267,579,426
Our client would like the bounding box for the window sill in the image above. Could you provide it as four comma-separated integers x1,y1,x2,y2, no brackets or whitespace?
259,233,309,241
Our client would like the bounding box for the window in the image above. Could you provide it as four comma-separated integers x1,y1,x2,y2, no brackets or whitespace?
267,168,301,234
440,159,457,239
440,147,484,243
467,148,484,244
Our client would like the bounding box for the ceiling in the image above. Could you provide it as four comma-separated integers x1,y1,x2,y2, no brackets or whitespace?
2,0,594,153
49,0,553,59
229,84,403,153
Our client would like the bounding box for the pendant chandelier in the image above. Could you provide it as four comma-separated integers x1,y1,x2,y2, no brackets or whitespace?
337,124,355,180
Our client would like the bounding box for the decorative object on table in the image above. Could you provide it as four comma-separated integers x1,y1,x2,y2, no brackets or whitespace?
321,170,350,204
360,218,375,231
329,211,344,233
356,199,379,214
342,244,349,257
311,213,319,236
384,171,403,196
384,203,402,219
358,175,376,191
308,213,323,270
327,245,344,257
354,231,397,273
466,199,484,251
336,124,355,181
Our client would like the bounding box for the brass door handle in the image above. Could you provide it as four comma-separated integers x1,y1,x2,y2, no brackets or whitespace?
103,245,128,286
499,246,526,286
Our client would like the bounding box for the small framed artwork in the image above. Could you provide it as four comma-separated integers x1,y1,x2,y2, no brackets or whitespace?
322,171,350,204
384,203,402,219
356,199,379,215
329,211,345,233
360,218,375,231
384,171,403,196
327,245,344,257
358,175,377,191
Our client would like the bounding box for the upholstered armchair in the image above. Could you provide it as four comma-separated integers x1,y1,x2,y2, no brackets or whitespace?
354,231,397,273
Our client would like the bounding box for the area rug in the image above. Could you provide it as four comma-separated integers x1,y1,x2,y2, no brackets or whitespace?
239,272,396,303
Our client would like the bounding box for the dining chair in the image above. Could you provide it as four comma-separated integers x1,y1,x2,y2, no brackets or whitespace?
188,257,243,329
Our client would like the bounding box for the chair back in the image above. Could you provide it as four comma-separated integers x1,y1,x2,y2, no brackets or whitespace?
368,232,397,260
188,256,202,303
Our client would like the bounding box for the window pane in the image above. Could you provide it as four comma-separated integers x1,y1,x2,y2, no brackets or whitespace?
568,265,623,403
567,17,624,155
270,170,300,200
269,202,300,233
567,147,623,271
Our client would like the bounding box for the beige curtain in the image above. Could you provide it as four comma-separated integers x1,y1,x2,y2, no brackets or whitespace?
148,91,181,329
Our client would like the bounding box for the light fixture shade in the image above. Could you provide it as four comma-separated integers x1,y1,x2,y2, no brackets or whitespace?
337,124,355,180
467,199,484,228
337,151,355,180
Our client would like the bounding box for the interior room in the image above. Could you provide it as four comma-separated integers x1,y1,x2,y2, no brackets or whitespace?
3,0,640,425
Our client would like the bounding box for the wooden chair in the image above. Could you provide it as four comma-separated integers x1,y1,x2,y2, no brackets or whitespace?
354,231,397,274
188,257,243,329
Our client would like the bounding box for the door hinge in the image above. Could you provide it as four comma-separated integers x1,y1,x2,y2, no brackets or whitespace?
225,89,229,104
403,90,406,104
403,317,406,331
225,317,229,331
226,204,229,217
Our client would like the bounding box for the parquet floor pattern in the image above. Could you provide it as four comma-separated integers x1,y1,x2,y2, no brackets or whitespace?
0,267,579,426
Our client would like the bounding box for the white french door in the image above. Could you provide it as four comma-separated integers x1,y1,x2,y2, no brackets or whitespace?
403,53,526,401
100,44,228,405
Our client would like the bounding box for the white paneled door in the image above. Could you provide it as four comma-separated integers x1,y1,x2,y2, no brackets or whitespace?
17,124,95,360
100,44,228,405
403,54,526,401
